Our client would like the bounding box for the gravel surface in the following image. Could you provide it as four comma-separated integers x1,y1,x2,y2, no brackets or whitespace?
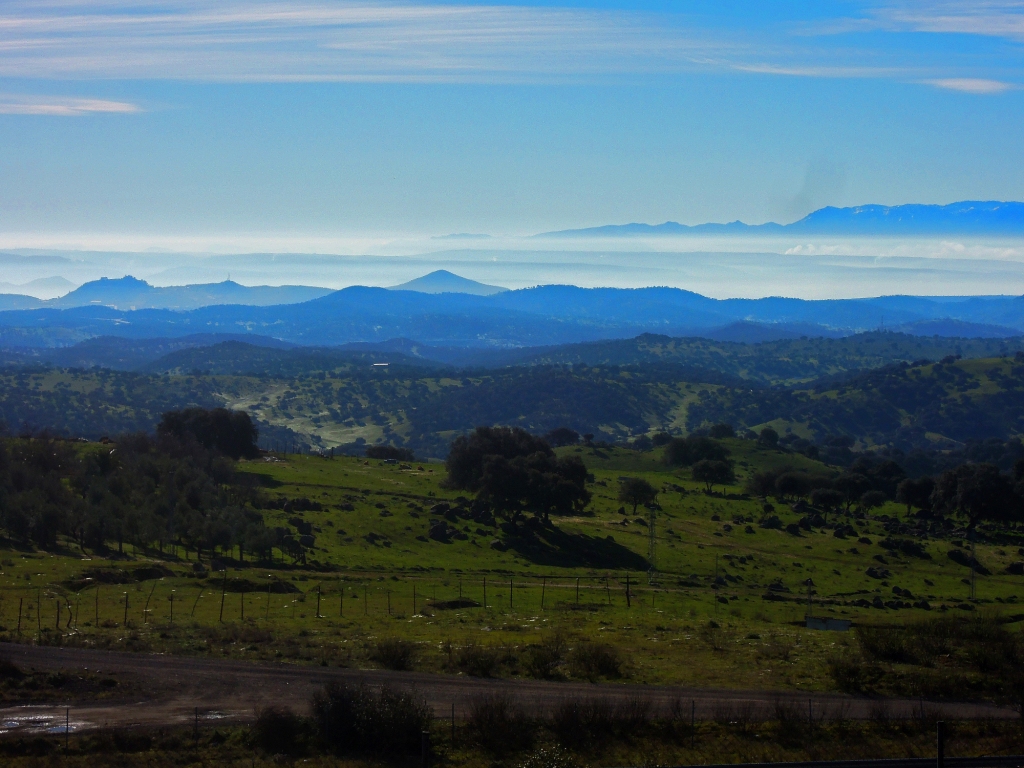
0,642,1013,735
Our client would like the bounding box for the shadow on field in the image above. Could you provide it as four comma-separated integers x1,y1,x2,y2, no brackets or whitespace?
504,525,649,569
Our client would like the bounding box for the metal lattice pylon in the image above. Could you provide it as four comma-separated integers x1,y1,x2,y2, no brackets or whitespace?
647,508,656,583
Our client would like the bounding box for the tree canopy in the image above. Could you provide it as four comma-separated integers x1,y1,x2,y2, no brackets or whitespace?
157,407,259,460
663,435,729,467
692,459,736,493
618,477,658,516
444,426,591,520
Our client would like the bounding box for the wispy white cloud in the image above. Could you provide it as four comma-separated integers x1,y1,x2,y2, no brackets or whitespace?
873,1,1024,42
0,95,140,115
926,77,1015,93
0,1,1019,88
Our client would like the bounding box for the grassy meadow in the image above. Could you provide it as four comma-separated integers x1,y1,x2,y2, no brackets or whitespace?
1,440,1023,701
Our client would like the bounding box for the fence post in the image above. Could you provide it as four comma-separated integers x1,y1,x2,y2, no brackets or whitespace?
937,721,945,768
691,699,695,750
483,577,487,608
541,578,546,610
625,573,631,608
412,584,416,615
56,599,60,629
317,584,322,618
421,730,430,768
576,577,579,606
123,592,129,627
219,572,227,622
509,577,512,611
17,596,23,636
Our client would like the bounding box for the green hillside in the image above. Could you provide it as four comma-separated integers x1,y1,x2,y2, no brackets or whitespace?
3,353,1023,460
2,440,1023,700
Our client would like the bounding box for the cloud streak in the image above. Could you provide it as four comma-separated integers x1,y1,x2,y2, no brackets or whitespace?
0,1,1019,87
926,77,1015,93
0,95,140,115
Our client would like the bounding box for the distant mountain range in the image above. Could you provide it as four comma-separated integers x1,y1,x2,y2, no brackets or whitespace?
0,276,333,312
541,200,1024,237
1,279,1023,350
388,270,507,296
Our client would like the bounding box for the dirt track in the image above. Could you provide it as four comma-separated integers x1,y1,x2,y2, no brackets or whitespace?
0,643,1014,736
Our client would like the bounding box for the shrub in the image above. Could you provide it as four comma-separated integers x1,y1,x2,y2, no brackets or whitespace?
366,445,415,461
568,642,623,681
371,638,417,671
468,692,535,754
517,745,582,768
550,697,613,748
525,631,567,680
457,642,503,677
311,682,432,756
251,706,308,755
0,656,24,680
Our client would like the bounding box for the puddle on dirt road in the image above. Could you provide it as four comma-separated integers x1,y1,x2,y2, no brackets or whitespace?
0,708,87,735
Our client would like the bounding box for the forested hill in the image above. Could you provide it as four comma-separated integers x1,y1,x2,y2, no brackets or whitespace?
689,356,1024,455
2,354,1022,464
6,330,1023,386
473,332,1024,385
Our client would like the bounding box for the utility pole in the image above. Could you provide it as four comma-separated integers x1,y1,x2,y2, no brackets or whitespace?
647,507,657,584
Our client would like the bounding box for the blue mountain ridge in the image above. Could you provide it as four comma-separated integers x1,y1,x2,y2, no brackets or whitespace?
539,201,1024,237
1,283,1023,349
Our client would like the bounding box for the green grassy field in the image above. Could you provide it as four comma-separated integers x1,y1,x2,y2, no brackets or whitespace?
1,441,1022,699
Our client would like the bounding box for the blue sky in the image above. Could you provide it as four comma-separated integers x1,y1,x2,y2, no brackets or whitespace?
1,1,1024,241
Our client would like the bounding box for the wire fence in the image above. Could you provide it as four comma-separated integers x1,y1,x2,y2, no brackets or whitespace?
0,569,831,638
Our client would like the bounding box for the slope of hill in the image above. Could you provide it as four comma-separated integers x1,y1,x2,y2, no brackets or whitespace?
388,269,507,295
542,200,1024,237
3,285,1024,349
47,276,333,310
4,347,1023,461
30,334,295,370
688,356,1024,452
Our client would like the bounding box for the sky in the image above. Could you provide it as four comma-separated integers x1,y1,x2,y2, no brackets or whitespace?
1,1,1024,247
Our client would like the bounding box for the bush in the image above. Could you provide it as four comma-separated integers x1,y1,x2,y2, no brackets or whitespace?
366,444,415,461
312,682,432,755
468,692,535,754
251,706,308,754
664,435,729,467
568,641,623,681
525,631,567,679
550,697,613,749
371,638,417,671
517,745,582,768
457,643,503,677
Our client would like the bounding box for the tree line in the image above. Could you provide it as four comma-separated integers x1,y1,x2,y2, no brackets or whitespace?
0,408,309,562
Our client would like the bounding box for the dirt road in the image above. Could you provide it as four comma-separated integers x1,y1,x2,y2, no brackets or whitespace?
0,643,1014,736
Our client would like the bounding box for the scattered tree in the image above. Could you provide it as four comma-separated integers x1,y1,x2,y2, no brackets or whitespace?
895,476,935,517
757,427,780,448
366,445,415,461
544,427,580,447
692,459,735,493
618,477,658,516
708,423,735,439
930,463,1021,531
157,407,259,460
664,435,729,467
810,488,843,522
